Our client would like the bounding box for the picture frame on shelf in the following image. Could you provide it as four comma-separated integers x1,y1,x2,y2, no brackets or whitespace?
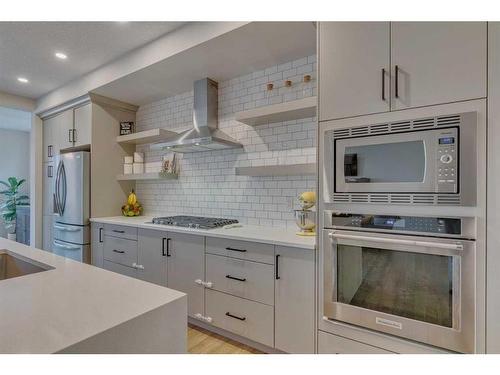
119,121,135,135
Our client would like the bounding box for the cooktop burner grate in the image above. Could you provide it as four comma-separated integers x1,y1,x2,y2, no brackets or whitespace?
151,215,239,229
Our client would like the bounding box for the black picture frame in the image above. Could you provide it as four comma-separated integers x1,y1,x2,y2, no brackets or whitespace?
120,121,134,135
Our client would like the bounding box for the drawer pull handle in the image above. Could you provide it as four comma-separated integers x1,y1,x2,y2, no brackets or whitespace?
112,249,125,254
226,246,247,253
226,275,246,282
225,312,246,321
112,229,125,234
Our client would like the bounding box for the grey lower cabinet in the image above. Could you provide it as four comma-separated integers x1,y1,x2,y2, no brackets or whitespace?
91,223,104,267
274,245,315,354
167,232,205,318
318,330,393,354
90,223,315,353
137,228,168,286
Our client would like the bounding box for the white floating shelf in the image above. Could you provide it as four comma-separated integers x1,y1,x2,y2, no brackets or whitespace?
235,163,316,177
116,172,178,181
116,128,177,145
235,97,317,126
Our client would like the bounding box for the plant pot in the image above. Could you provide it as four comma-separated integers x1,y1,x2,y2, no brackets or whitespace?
7,233,16,241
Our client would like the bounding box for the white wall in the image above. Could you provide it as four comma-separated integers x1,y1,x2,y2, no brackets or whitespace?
135,55,316,229
0,128,31,237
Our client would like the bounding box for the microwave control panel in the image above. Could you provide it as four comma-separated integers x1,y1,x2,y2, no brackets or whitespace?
436,128,458,192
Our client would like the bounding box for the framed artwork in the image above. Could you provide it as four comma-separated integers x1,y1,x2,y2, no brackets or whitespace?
119,121,134,135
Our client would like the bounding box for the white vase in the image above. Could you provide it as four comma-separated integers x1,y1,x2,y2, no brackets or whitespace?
7,233,16,241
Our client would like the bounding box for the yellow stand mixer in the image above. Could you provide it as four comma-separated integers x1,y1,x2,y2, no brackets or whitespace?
294,191,316,236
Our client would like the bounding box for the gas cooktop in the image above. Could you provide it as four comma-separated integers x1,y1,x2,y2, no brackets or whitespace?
151,215,239,229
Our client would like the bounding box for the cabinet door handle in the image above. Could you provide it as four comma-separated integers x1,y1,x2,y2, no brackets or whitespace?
275,254,281,280
395,65,400,98
166,238,171,256
68,129,72,143
48,145,53,157
225,275,246,282
225,246,247,253
162,238,171,256
112,249,125,254
99,227,103,243
225,312,246,321
47,165,53,178
381,68,386,101
72,129,77,143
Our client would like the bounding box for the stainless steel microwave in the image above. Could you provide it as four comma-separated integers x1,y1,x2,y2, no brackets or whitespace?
324,112,477,206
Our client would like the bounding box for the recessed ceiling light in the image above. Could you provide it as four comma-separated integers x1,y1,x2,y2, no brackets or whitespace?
17,77,29,83
55,52,67,60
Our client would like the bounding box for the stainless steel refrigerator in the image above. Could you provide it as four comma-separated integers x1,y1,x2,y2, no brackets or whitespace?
53,151,90,263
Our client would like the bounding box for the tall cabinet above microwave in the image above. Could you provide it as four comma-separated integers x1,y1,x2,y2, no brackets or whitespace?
322,111,478,207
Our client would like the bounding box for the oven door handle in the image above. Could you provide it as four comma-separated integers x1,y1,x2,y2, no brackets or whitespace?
329,232,463,251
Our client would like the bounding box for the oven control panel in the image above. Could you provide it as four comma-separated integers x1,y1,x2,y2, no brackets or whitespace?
330,213,461,235
436,128,458,192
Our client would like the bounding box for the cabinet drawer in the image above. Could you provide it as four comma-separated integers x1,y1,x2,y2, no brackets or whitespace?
206,253,274,305
103,260,137,278
206,237,274,264
205,289,274,347
103,235,137,268
104,224,137,241
318,330,393,354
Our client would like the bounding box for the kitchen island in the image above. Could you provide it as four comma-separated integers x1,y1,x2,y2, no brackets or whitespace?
0,237,187,354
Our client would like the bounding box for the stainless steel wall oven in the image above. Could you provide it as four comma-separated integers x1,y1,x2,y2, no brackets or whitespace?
322,211,476,353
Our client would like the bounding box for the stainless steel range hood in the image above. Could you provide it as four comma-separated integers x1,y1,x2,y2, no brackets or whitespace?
150,78,242,153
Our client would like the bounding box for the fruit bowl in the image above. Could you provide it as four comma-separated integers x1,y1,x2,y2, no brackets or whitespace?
122,190,142,217
121,204,143,217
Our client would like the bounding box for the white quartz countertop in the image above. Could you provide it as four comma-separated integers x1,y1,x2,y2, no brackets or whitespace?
90,216,316,250
0,237,186,354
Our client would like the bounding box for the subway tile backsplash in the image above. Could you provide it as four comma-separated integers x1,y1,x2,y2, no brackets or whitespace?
135,55,317,229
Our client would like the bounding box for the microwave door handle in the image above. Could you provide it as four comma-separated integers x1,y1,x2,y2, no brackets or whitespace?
329,232,463,251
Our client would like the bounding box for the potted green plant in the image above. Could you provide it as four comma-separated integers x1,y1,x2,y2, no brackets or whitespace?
0,177,29,241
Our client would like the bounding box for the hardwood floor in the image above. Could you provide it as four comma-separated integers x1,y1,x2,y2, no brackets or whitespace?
188,325,263,354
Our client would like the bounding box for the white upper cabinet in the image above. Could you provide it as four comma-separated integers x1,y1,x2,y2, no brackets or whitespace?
55,108,75,151
318,22,487,120
73,103,92,147
391,22,487,110
42,116,55,162
319,22,391,121
42,102,92,156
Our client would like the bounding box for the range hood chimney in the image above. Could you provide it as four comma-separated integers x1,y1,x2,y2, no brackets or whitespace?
150,78,242,153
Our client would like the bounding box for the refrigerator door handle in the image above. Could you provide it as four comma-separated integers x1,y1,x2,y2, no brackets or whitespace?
54,161,62,215
60,161,67,215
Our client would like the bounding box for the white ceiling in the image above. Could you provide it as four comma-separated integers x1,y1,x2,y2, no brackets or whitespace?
0,106,31,132
93,22,317,105
0,22,186,99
